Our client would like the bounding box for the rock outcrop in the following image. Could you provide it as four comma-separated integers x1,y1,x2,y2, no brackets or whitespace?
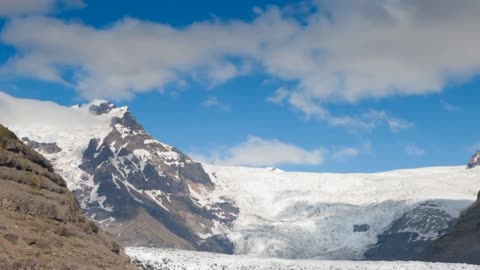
22,137,62,154
419,192,480,264
365,201,456,261
467,151,480,169
0,124,135,270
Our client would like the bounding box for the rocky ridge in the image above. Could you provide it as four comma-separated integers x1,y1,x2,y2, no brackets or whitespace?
0,124,135,269
467,151,480,169
81,102,238,252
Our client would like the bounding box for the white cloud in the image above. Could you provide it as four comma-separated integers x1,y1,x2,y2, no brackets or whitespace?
203,96,230,111
2,0,480,126
266,87,290,104
0,13,295,100
191,135,371,167
331,147,360,161
190,135,326,167
405,144,425,157
441,100,461,113
271,91,412,131
0,0,84,17
331,141,371,161
0,91,108,130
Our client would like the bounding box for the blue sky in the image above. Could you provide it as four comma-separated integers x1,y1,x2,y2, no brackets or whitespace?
0,0,479,172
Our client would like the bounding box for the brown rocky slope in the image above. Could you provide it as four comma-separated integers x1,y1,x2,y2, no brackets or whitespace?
0,124,136,269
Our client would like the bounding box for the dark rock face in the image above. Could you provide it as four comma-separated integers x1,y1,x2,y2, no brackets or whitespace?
467,151,480,169
112,111,144,131
420,192,480,264
0,124,135,270
75,103,239,253
21,137,62,154
89,101,117,115
365,201,455,261
353,224,370,233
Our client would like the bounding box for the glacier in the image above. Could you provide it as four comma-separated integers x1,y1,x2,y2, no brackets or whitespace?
203,165,479,259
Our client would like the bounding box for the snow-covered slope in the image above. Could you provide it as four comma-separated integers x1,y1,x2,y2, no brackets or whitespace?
203,165,480,259
0,94,125,192
126,247,480,270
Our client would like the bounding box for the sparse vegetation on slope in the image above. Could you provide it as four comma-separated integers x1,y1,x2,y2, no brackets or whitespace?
0,124,136,270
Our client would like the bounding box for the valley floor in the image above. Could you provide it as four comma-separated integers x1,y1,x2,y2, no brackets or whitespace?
126,247,480,270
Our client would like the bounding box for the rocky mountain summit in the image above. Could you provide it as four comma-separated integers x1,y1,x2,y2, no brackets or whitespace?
467,151,480,169
74,101,238,252
0,124,135,269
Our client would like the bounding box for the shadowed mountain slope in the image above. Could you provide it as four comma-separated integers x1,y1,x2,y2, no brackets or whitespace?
420,190,480,264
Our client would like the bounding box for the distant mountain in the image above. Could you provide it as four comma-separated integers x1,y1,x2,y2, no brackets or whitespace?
0,124,134,269
75,101,237,252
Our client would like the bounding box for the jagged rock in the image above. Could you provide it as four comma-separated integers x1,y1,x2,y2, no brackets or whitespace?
111,111,144,131
3,234,18,245
353,224,370,233
467,151,480,169
0,124,135,270
89,101,117,115
22,137,62,154
365,201,455,261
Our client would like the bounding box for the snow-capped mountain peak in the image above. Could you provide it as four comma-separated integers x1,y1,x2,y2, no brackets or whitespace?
0,92,238,253
89,100,122,115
